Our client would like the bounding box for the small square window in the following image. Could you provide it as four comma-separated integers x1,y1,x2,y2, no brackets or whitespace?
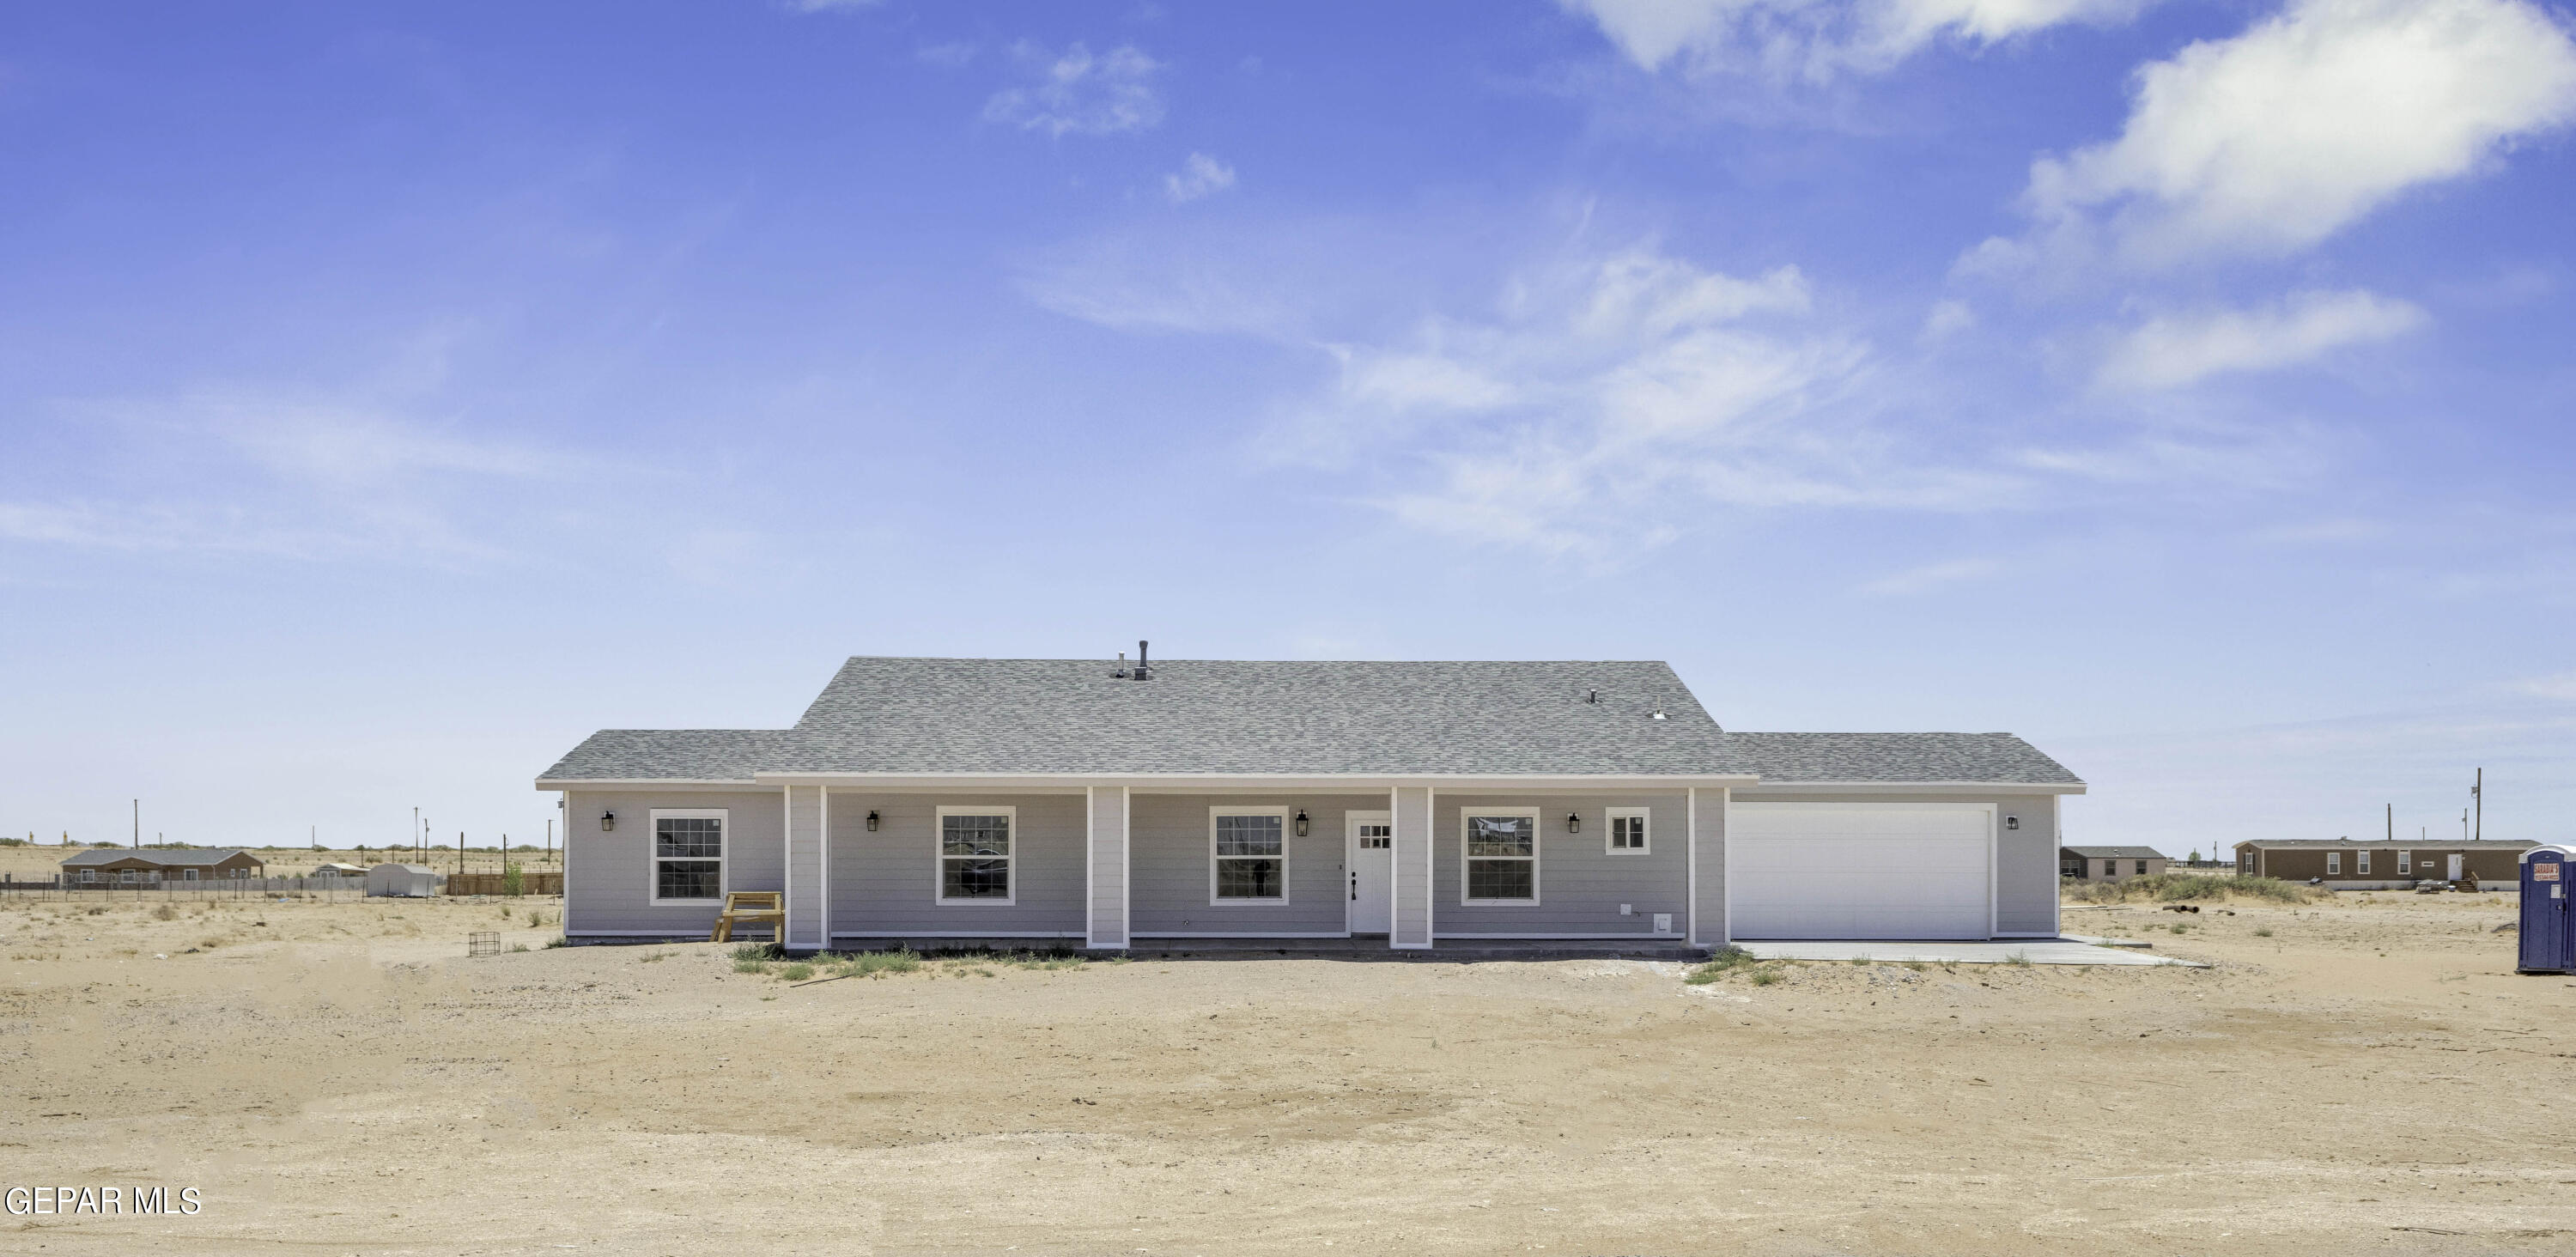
1606,808,1649,855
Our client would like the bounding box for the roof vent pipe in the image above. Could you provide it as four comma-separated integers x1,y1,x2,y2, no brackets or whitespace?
1134,640,1150,681
1110,652,1128,679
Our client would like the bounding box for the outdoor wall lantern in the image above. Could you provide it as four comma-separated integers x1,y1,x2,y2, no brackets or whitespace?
1293,809,1309,838
1566,812,1582,833
866,810,880,832
599,810,616,832
2005,815,2020,830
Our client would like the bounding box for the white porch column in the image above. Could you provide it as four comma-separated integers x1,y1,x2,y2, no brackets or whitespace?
1687,786,1728,949
784,785,827,951
1086,786,1131,950
1390,785,1434,950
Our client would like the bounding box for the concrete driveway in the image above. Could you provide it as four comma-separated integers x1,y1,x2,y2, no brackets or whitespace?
1735,937,2202,967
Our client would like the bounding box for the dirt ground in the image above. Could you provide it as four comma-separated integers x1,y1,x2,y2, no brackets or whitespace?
2,889,2570,1256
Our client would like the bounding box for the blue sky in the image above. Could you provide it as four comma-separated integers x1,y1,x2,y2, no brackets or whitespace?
3,0,2573,857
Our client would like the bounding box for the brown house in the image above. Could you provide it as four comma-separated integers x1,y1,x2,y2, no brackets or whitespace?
59,847,266,885
2233,839,2536,889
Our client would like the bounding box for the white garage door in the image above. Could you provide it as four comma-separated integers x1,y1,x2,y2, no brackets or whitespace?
1729,804,1992,940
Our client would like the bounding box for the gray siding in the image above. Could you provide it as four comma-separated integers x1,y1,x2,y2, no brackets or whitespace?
1690,786,1727,945
787,786,826,949
1128,794,1382,935
823,792,1085,938
1432,792,1691,937
563,787,783,938
1728,790,2065,938
1392,786,1432,948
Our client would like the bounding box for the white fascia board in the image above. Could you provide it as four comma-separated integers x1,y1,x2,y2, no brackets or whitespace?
1734,781,2087,796
749,771,1758,792
534,779,760,791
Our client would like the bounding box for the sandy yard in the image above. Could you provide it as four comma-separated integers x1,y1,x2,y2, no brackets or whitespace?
2,888,2570,1256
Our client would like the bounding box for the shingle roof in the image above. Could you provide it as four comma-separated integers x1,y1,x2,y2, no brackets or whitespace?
542,659,1732,779
2063,846,2168,859
61,847,261,867
536,657,2082,786
2232,838,2540,850
1720,732,2081,785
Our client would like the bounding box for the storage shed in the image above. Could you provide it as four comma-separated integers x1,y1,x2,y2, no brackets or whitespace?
366,863,438,897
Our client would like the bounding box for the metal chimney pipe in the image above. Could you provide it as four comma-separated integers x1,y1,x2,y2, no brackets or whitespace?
1135,640,1150,680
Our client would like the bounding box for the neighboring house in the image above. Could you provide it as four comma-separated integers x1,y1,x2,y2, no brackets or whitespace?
2060,846,2169,881
60,847,264,884
311,861,369,878
536,655,2087,950
2233,839,2538,890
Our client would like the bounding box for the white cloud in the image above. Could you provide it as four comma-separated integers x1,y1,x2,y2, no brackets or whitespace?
786,0,882,11
1857,556,2001,596
2520,672,2576,701
0,389,568,562
1921,298,1976,340
1163,153,1236,203
2098,288,2427,390
1561,0,2154,81
914,42,978,69
1242,247,2028,556
1969,0,2576,275
983,42,1164,137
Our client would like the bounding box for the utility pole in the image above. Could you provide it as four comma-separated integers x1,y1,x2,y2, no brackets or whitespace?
413,807,420,864
2385,803,2391,843
132,799,138,850
546,818,553,868
2472,768,2482,841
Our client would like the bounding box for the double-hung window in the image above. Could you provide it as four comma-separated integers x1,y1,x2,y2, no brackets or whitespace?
183,869,198,882
2326,852,2342,876
649,810,726,904
1462,809,1540,904
1606,808,1649,855
2397,851,2411,874
2356,852,2371,875
936,806,1014,904
1211,809,1288,902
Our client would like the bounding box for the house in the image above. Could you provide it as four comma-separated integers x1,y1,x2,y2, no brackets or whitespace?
535,655,2087,950
2233,838,2537,890
2060,846,2169,881
365,864,439,897
60,847,264,885
311,861,369,878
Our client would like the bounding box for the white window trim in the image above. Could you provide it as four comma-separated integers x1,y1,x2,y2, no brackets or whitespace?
2326,852,2342,876
647,808,729,906
1604,806,1651,856
2356,852,2372,875
934,805,1018,907
2397,850,2411,873
1459,806,1542,907
1208,806,1291,906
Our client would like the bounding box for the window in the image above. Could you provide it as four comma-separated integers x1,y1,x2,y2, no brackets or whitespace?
77,869,95,884
1210,809,1289,902
648,809,726,904
183,869,199,881
2099,860,2115,878
1461,809,1540,904
2397,851,2411,874
935,806,1015,904
2326,852,2342,876
1607,808,1650,855
2356,852,2371,875
2135,859,2148,876
1357,823,1391,850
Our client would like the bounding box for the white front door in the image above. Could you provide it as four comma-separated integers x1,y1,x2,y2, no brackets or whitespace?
2448,853,2464,881
1349,811,1393,933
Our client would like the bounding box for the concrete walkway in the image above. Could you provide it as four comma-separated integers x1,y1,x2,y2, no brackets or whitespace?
1735,938,2202,967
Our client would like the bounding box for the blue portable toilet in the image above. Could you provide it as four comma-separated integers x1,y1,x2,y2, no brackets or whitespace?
2519,846,2573,975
